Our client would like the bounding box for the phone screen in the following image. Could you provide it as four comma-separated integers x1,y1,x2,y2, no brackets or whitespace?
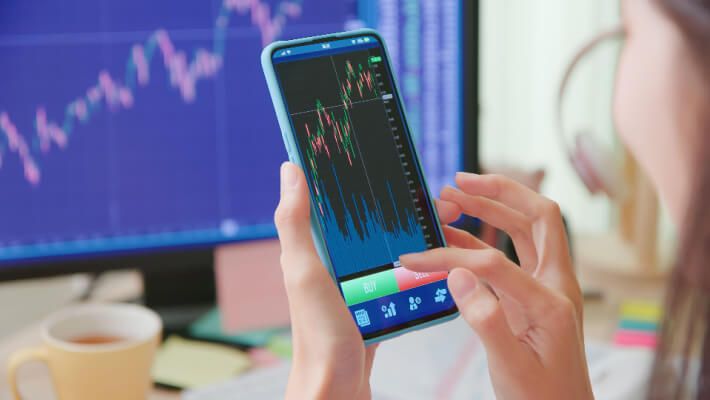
272,33,457,340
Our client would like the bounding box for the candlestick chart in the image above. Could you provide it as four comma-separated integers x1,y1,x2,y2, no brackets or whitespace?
277,49,433,277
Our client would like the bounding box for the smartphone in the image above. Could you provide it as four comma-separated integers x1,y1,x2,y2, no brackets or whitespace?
262,29,458,344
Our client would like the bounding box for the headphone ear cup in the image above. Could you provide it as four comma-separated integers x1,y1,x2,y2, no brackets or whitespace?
571,132,625,200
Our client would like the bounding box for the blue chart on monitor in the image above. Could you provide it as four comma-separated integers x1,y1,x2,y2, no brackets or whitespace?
0,0,461,264
0,0,347,260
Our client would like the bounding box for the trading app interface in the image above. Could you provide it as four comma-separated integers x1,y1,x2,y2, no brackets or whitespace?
273,34,456,339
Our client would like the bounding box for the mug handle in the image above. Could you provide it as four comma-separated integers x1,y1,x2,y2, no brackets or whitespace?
8,347,50,400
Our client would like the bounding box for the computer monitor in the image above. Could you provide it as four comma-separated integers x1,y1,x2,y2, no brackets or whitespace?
0,0,479,282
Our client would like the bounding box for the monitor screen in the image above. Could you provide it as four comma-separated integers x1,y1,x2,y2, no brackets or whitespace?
0,0,465,270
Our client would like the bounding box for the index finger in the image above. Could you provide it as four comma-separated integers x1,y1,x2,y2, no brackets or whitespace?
455,173,548,219
400,247,552,312
435,199,462,225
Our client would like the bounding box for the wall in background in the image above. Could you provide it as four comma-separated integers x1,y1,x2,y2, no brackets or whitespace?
479,1,621,234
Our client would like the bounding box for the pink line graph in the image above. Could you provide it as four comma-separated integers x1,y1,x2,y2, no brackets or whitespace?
0,112,40,184
0,0,302,186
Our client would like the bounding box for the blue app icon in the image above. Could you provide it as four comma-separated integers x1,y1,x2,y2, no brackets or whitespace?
381,302,397,318
434,288,448,303
354,309,371,327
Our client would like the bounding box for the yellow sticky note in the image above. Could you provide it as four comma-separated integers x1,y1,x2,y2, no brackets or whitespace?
620,301,662,322
152,335,251,389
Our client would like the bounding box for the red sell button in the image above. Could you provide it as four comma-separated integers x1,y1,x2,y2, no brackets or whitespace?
394,268,448,291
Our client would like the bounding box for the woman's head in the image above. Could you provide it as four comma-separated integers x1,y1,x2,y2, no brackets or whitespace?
614,0,709,224
614,0,710,398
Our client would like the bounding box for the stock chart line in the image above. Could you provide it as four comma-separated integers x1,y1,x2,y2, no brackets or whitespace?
0,0,303,186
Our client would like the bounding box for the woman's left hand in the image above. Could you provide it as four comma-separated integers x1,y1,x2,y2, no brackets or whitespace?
274,162,377,400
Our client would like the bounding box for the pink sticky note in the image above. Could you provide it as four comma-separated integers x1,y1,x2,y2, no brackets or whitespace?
215,239,290,332
249,347,282,368
614,329,657,348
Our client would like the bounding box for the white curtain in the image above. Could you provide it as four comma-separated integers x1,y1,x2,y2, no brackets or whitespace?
479,1,621,233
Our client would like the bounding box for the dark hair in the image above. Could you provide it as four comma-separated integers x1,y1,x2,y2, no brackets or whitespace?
649,1,710,398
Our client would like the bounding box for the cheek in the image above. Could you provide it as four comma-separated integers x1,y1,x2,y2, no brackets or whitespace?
613,49,640,154
613,41,675,173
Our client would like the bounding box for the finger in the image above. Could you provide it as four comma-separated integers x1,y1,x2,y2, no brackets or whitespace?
435,199,461,225
442,225,489,250
400,247,550,311
455,173,569,260
447,268,522,366
440,186,537,271
275,163,356,334
455,173,547,219
274,162,319,262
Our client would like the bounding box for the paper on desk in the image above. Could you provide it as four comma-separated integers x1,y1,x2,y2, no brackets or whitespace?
152,336,251,389
370,318,654,400
182,362,290,400
184,319,491,400
369,317,492,400
182,318,654,400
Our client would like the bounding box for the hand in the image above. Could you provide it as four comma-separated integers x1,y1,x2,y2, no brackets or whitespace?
274,162,376,400
401,173,594,400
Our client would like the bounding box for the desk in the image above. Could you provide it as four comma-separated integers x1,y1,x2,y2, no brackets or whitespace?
0,268,665,400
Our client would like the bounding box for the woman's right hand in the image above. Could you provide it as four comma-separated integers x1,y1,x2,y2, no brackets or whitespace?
403,173,594,400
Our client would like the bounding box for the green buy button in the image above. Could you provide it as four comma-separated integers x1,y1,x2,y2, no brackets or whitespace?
341,269,399,306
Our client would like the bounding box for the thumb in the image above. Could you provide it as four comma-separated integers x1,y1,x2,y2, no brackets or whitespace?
274,162,318,260
448,268,522,365
274,162,357,337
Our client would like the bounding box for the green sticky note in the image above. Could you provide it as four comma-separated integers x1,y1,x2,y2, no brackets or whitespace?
152,335,251,389
267,335,293,359
189,308,287,347
618,319,658,332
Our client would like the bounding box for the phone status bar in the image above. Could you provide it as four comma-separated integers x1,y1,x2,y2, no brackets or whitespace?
272,35,379,63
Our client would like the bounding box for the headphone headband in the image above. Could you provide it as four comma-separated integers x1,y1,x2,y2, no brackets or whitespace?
555,26,626,199
555,26,625,154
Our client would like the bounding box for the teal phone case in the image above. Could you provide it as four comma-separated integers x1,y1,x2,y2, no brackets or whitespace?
261,29,459,345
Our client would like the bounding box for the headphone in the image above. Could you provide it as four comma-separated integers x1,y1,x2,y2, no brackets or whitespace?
555,26,626,200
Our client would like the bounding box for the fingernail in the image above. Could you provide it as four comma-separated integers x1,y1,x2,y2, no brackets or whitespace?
456,171,478,179
448,269,477,298
440,185,457,197
281,162,299,193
